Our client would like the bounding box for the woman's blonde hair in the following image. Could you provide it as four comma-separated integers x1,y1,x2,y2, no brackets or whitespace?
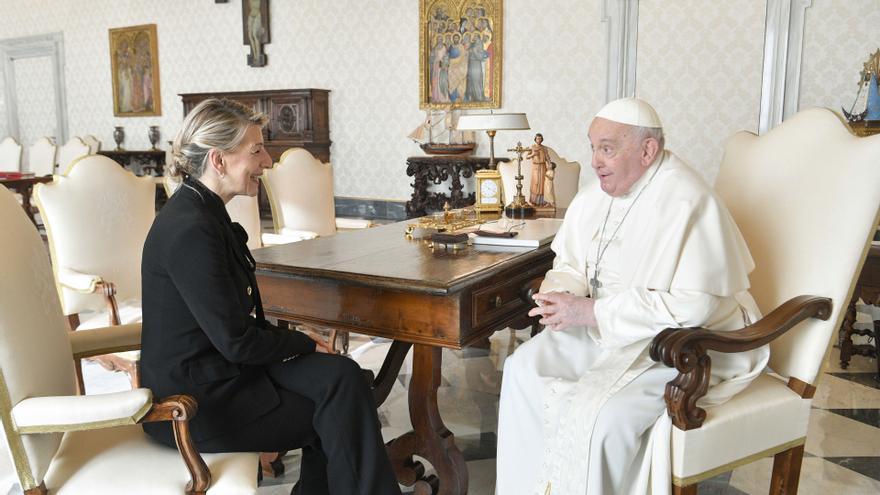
168,98,267,179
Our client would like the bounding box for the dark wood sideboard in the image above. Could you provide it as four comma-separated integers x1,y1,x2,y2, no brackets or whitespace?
180,89,331,217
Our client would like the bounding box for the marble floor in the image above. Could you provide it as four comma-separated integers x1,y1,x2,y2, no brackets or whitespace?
5,327,879,495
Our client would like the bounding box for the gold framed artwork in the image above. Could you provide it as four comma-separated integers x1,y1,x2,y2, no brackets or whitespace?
419,0,502,109
109,24,161,117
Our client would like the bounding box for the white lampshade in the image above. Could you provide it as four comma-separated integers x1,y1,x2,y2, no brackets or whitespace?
455,113,530,131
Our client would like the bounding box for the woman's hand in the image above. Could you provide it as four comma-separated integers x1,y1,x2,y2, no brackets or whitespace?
305,331,335,354
528,291,597,331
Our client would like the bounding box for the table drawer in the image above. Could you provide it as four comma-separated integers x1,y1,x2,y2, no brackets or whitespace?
472,269,545,330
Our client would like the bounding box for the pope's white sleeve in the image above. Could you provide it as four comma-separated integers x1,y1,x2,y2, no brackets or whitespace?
590,288,726,347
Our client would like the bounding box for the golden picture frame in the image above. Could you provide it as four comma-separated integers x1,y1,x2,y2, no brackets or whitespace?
419,0,502,109
109,24,161,117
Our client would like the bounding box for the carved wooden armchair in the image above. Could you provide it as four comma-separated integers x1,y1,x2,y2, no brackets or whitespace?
0,184,259,494
33,155,154,392
28,137,57,177
0,137,23,173
649,108,880,494
262,147,374,353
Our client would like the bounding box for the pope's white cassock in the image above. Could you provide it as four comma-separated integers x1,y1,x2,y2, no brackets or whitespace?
495,147,769,494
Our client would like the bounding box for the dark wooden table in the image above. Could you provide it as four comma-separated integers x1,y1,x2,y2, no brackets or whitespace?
406,156,509,218
0,174,53,226
839,244,880,378
254,220,555,494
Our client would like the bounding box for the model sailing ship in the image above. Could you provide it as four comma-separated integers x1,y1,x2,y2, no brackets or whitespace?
409,110,476,155
843,49,880,125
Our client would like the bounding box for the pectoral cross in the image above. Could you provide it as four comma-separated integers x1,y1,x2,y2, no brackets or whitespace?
590,268,602,292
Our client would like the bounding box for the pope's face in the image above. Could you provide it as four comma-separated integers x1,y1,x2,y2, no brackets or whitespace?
588,117,652,197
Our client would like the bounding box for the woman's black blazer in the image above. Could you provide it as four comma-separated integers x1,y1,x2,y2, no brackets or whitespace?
140,178,315,442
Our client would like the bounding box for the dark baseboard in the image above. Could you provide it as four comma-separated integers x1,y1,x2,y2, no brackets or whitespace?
334,197,408,222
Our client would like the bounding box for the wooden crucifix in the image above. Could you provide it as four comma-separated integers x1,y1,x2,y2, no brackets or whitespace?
243,0,270,67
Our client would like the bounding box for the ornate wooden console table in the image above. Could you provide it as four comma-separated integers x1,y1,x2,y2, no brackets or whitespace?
405,156,507,219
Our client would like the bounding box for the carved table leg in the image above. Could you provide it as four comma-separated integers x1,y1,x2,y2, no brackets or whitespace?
387,344,467,495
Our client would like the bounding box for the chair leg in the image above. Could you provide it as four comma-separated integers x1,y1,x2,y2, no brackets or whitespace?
672,483,697,495
73,359,86,395
770,444,805,495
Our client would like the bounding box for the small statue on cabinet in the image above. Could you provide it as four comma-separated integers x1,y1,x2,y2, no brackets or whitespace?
526,133,553,208
541,161,557,210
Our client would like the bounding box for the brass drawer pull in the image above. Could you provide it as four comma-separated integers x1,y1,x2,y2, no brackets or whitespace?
494,295,503,308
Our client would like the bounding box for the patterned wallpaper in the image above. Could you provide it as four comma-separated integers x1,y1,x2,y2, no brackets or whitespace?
0,74,6,139
636,0,766,185
0,0,604,200
799,0,880,115
13,55,56,168
2,1,874,198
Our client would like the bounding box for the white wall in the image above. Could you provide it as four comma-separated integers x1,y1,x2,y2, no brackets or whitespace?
1,0,877,199
637,0,766,184
0,0,605,200
799,0,880,114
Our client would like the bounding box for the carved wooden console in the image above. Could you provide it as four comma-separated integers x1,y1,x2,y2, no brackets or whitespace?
405,155,507,219
839,244,880,378
180,89,330,217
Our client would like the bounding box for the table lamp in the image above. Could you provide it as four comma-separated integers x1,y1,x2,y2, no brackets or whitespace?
455,112,530,169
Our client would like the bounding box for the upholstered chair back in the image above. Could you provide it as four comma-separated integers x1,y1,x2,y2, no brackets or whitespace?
499,146,581,208
0,185,75,486
56,137,90,175
263,148,337,237
164,175,263,250
28,137,57,177
34,155,154,316
226,195,263,250
716,108,880,385
0,137,23,173
81,135,101,154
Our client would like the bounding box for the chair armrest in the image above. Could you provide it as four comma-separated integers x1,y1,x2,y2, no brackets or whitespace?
261,231,316,246
140,395,211,493
648,295,832,431
11,389,152,433
520,277,544,308
335,217,373,230
69,323,142,359
57,267,102,293
276,228,319,241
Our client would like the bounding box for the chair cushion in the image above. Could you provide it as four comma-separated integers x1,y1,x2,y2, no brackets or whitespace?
671,373,811,484
44,425,258,494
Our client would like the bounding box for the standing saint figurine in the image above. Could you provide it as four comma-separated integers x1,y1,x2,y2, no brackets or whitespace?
526,133,551,206
542,162,557,208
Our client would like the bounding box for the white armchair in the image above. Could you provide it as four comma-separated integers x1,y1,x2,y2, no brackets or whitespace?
648,108,880,494
499,146,581,209
81,134,101,154
0,184,258,495
56,137,90,175
33,155,154,391
28,137,57,177
262,148,372,239
0,137,23,173
163,175,303,250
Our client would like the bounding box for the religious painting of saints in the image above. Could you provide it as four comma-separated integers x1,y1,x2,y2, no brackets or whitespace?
419,0,503,109
109,24,161,117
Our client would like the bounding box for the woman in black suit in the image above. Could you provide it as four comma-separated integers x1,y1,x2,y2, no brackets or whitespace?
141,98,401,495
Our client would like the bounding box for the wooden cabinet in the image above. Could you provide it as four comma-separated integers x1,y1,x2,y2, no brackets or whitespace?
180,89,331,217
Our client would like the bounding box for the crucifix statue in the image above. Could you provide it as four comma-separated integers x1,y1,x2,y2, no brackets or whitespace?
243,0,270,67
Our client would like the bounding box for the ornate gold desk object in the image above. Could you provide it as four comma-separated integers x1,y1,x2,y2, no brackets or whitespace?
504,142,536,218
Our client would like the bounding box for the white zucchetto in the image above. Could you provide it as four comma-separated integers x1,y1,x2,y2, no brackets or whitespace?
595,97,662,129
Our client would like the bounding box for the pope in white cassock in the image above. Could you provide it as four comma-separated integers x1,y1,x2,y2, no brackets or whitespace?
495,98,770,495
